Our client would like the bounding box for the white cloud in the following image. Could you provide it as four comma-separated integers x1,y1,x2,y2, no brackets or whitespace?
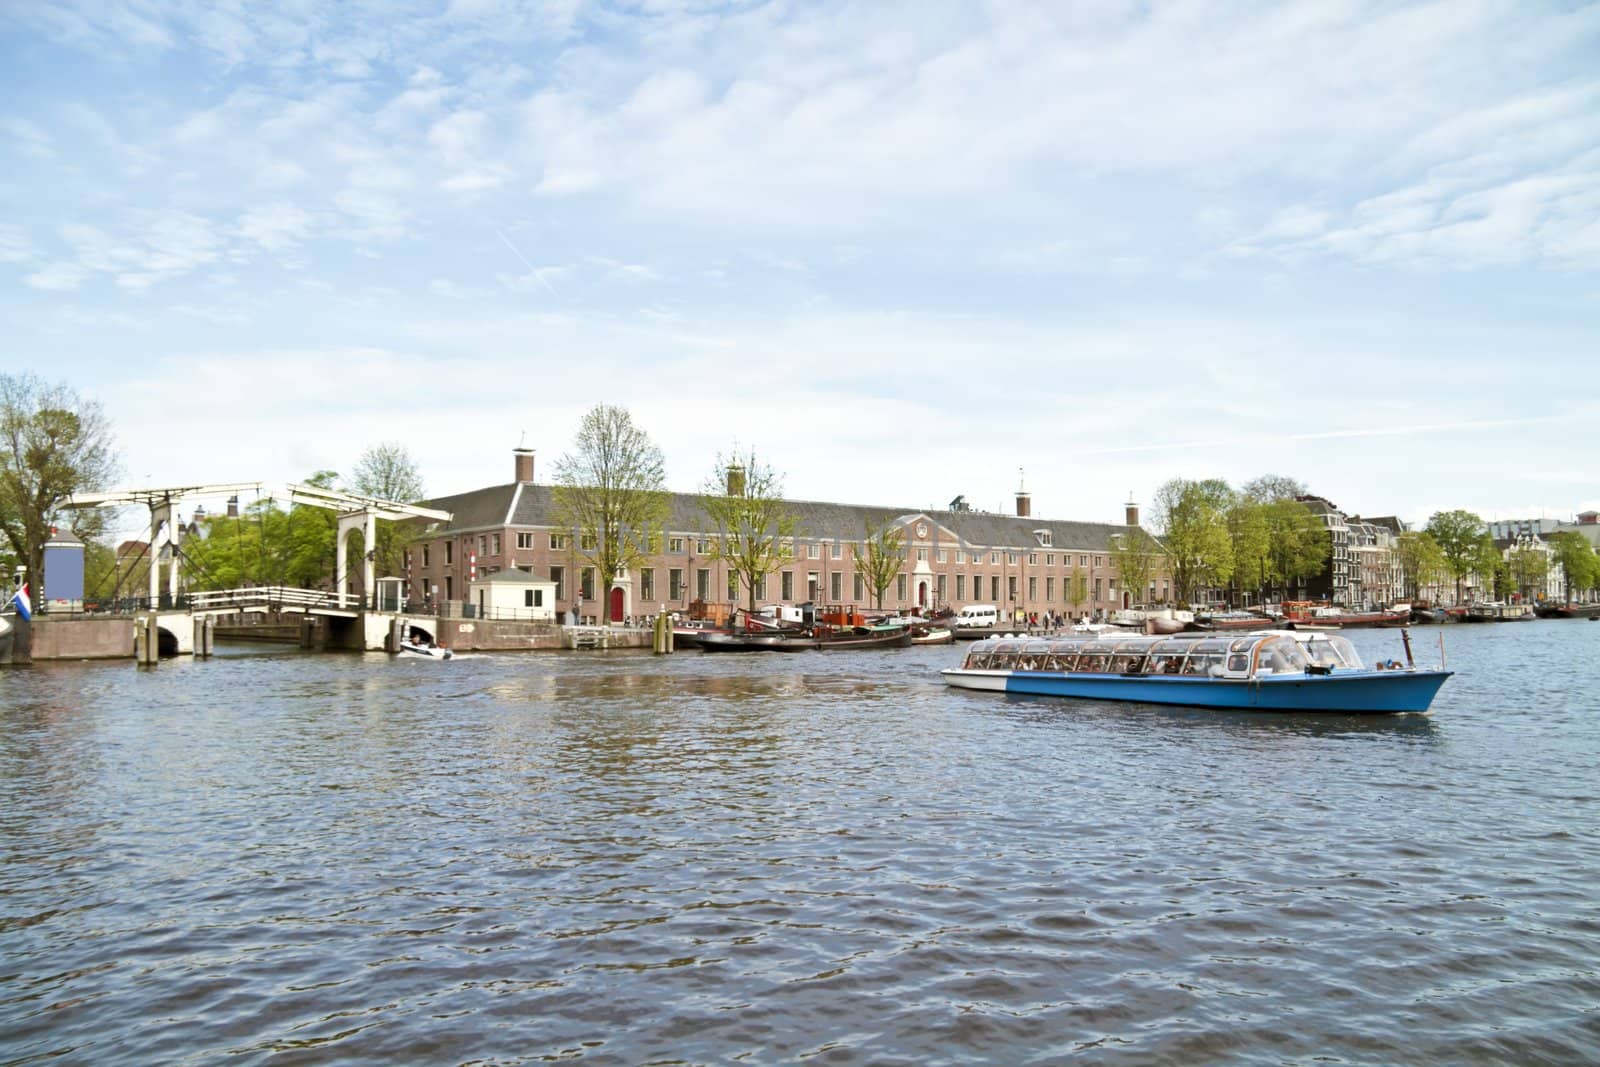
22,262,91,291
235,203,316,252
0,225,35,263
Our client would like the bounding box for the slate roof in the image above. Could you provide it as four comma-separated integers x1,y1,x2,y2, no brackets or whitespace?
422,482,1137,552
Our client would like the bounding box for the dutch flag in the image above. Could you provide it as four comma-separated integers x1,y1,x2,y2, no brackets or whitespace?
11,582,31,621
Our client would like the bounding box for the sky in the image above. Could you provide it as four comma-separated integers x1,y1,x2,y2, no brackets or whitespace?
3,0,1598,538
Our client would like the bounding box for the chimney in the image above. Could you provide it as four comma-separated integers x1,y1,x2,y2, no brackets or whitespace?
726,462,746,497
1014,468,1030,518
227,495,239,519
1125,497,1140,527
514,446,535,484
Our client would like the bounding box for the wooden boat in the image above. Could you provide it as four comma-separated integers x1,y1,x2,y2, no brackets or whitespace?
1190,611,1276,632
697,631,815,652
910,624,954,645
815,624,913,650
942,631,1450,713
1534,602,1600,620
1463,602,1535,623
1280,601,1411,629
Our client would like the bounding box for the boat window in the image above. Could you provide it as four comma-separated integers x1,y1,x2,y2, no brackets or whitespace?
1229,637,1260,653
1302,636,1360,669
1112,653,1148,674
1081,652,1111,672
1193,639,1231,656
1257,638,1309,675
1226,653,1250,673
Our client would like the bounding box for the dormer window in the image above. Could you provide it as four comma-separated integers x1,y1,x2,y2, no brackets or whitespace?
1034,529,1052,547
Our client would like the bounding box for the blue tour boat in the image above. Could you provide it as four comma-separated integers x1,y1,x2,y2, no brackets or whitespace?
941,631,1450,714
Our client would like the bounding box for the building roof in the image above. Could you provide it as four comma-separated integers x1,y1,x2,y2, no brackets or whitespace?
422,482,1140,552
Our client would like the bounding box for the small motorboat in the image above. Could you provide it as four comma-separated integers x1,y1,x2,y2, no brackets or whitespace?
399,639,453,660
910,624,954,645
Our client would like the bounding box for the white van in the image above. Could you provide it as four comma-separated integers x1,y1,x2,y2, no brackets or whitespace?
954,604,999,629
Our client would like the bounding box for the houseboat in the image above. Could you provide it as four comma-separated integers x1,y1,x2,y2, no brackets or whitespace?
941,631,1450,714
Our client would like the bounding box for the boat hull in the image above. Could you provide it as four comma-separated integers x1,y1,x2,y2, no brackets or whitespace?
941,668,1452,714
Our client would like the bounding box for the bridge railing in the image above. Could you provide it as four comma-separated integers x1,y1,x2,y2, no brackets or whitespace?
187,587,365,612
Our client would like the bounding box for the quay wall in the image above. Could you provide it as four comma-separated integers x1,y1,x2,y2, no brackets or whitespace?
438,620,653,652
19,617,134,662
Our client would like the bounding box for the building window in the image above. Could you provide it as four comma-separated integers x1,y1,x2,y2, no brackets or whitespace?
1046,554,1055,566
853,573,864,601
991,576,1000,601
696,568,710,600
916,548,928,562
516,532,534,549
581,534,597,551
445,575,453,600
831,543,842,559
1095,556,1104,568
524,589,534,608
1094,577,1103,600
422,545,431,566
550,534,567,550
831,572,843,601
937,574,947,603
697,539,709,553
581,568,596,599
1028,553,1037,565
445,542,454,564
990,551,999,565
1008,576,1017,602
669,569,684,600
808,572,820,601
754,575,767,600
492,534,502,555
550,566,564,599
809,543,820,559
1028,576,1037,601
957,574,966,600
956,549,966,563
1047,577,1055,602
669,537,685,553
727,572,738,600
896,574,907,601
1080,555,1088,567
641,568,655,601
782,571,793,600
1008,553,1018,565
936,549,947,563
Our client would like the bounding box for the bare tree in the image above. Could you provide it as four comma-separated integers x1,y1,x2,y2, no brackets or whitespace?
552,405,669,624
350,443,426,581
699,450,797,622
0,374,118,609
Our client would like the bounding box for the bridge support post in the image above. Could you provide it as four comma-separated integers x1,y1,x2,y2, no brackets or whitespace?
389,617,404,653
193,616,214,658
299,616,317,650
135,615,158,666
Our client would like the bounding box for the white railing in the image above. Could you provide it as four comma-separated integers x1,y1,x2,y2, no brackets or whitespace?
186,586,365,612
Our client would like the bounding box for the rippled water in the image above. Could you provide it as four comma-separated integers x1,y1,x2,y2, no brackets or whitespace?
3,622,1598,1065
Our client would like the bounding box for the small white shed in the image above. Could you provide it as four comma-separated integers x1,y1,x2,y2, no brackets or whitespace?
470,569,557,621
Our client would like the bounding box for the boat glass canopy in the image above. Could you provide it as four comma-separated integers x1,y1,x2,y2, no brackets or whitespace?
961,632,1366,677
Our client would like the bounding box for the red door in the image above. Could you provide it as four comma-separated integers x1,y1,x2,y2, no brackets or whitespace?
609,587,625,622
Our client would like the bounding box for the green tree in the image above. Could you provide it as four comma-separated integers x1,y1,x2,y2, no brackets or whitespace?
0,374,118,609
1397,530,1447,601
1548,531,1600,602
1151,477,1235,605
1225,497,1271,604
1110,525,1164,606
1263,498,1329,600
350,442,426,581
1505,544,1549,602
852,519,905,609
699,450,797,621
551,405,669,624
1473,536,1505,601
1424,509,1487,603
1067,565,1089,618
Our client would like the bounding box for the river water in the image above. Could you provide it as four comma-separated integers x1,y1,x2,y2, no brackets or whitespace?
3,622,1597,1065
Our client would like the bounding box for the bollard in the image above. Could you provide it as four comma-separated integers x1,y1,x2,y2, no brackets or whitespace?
300,616,316,649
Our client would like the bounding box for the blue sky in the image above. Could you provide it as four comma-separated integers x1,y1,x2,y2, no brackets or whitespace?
3,0,1597,533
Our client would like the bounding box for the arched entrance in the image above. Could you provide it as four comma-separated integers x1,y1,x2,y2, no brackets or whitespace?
916,580,929,608
609,586,625,622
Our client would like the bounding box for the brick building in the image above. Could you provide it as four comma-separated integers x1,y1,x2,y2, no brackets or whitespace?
407,449,1165,622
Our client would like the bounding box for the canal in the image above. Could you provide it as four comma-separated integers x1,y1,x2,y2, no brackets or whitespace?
3,622,1597,1064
